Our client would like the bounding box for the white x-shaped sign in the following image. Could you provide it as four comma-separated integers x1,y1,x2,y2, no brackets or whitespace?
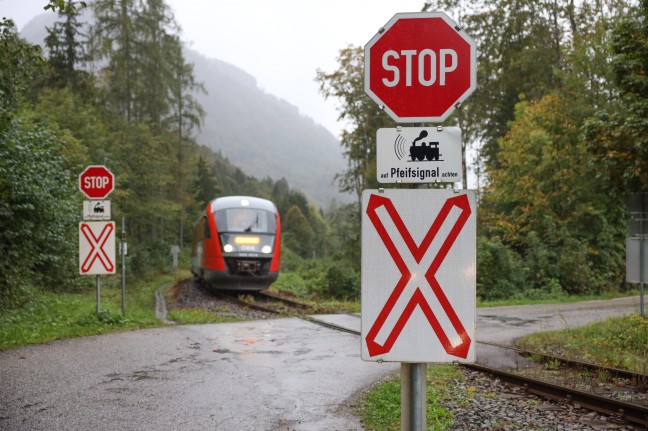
79,221,116,275
361,189,476,363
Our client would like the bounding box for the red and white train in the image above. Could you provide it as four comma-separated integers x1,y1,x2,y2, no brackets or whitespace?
191,196,281,291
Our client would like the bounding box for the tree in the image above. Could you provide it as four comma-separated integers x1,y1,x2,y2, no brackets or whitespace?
0,117,79,309
44,3,89,90
164,33,205,246
0,19,46,129
480,93,625,294
283,205,315,258
192,155,220,207
423,0,632,172
316,45,392,205
585,0,648,194
90,0,139,122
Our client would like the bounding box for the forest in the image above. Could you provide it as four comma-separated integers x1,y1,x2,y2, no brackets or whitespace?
1,0,647,311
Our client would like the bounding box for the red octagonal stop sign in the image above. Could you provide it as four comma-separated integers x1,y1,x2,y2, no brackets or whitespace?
365,12,477,123
79,165,115,199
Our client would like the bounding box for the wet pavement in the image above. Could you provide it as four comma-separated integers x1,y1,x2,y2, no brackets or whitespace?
0,296,640,430
0,318,398,430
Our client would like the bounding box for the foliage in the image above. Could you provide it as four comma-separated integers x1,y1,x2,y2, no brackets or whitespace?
0,117,80,309
44,5,90,91
584,0,648,194
316,46,392,205
0,19,46,129
479,93,626,295
476,236,525,301
4,0,645,315
45,1,87,15
283,205,314,257
517,314,648,373
423,0,632,170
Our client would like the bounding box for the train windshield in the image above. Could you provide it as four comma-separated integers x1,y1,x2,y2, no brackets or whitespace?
214,208,276,234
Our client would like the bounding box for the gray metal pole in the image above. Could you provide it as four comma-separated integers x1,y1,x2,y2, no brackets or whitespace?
640,209,645,317
121,217,126,316
401,363,427,431
410,363,425,430
96,275,101,317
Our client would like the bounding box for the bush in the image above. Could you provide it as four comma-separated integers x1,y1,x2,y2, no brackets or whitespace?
325,263,360,300
0,118,79,309
477,236,526,301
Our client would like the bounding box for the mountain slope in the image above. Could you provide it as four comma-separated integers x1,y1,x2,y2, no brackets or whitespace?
185,49,347,207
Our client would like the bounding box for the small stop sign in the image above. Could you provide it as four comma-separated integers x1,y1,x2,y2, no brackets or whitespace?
79,165,115,199
365,12,477,123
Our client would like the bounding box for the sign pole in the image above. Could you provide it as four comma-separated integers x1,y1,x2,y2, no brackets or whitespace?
401,363,427,431
640,206,645,317
121,217,126,316
96,275,101,317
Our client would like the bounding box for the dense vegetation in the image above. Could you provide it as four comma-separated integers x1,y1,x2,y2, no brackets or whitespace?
1,0,647,315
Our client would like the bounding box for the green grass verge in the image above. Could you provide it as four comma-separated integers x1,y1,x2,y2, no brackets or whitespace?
477,289,641,308
516,314,648,374
361,364,460,431
0,274,170,350
166,307,243,324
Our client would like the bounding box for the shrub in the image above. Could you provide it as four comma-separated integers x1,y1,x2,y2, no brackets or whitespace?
476,236,526,300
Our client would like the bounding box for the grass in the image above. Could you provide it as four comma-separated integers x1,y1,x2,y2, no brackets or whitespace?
516,314,648,374
360,364,460,431
477,288,641,308
0,274,169,350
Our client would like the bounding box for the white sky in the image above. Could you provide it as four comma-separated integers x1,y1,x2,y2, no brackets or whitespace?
1,0,428,138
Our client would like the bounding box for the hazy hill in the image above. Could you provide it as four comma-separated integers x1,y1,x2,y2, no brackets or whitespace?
185,50,347,207
20,13,348,208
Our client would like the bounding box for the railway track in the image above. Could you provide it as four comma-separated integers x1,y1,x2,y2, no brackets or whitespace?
303,314,648,428
220,290,313,315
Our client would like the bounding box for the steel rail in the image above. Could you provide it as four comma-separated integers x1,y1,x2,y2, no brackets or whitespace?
256,291,313,310
463,363,648,427
219,290,312,315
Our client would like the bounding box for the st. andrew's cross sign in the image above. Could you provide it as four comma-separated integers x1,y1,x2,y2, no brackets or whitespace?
361,189,476,363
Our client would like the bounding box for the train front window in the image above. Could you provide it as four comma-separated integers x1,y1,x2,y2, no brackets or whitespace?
215,209,276,233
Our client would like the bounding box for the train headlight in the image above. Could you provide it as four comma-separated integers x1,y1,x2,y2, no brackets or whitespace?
261,245,272,254
223,244,234,253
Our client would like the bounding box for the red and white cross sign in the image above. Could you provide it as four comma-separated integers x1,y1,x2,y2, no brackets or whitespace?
361,189,476,363
79,221,116,275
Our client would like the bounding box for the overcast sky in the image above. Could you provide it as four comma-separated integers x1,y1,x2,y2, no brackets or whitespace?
1,0,428,137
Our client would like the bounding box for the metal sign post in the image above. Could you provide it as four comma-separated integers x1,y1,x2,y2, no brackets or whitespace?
79,166,117,319
626,193,646,317
401,363,427,430
121,217,127,316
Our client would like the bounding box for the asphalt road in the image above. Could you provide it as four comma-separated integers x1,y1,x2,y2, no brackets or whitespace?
0,296,640,430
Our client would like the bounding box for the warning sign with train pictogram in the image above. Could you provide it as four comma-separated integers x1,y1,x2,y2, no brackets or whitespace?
376,127,463,184
361,189,476,363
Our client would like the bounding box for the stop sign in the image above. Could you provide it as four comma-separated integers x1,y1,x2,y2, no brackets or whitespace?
364,12,477,123
79,165,115,199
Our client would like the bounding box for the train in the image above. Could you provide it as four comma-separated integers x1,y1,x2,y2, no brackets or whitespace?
410,141,440,161
190,196,281,291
